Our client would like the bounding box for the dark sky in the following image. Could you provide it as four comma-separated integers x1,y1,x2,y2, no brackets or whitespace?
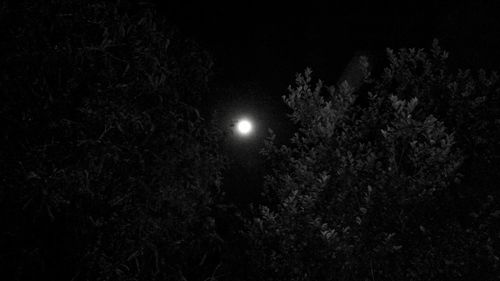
153,1,500,203
155,1,500,130
158,1,500,87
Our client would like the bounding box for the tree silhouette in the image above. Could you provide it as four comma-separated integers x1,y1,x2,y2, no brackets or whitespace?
247,41,500,280
0,1,225,280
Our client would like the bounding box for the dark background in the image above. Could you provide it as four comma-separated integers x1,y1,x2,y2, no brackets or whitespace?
157,1,500,90
153,0,500,204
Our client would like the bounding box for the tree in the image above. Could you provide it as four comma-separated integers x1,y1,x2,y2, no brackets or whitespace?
246,41,500,280
0,1,225,280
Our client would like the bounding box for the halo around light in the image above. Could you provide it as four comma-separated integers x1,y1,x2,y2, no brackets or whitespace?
236,119,253,135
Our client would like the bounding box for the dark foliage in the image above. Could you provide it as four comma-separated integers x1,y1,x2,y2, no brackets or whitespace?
2,1,500,280
246,41,500,280
0,1,226,280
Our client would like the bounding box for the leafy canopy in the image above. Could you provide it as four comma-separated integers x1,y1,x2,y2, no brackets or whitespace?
247,41,500,281
0,1,225,280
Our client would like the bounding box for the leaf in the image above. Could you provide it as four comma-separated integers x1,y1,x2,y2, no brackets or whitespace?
490,210,500,218
356,217,362,225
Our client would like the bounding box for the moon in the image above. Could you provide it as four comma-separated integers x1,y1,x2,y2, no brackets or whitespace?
236,119,253,135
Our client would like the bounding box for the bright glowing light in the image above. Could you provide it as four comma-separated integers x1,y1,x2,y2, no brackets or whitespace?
236,119,253,135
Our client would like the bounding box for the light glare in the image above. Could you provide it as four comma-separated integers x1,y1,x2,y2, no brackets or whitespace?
237,119,252,135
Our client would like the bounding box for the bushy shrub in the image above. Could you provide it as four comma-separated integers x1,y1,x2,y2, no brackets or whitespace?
247,41,500,280
0,1,225,280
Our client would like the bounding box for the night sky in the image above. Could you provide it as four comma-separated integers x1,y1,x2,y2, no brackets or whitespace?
155,1,500,134
152,0,500,203
158,1,500,88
